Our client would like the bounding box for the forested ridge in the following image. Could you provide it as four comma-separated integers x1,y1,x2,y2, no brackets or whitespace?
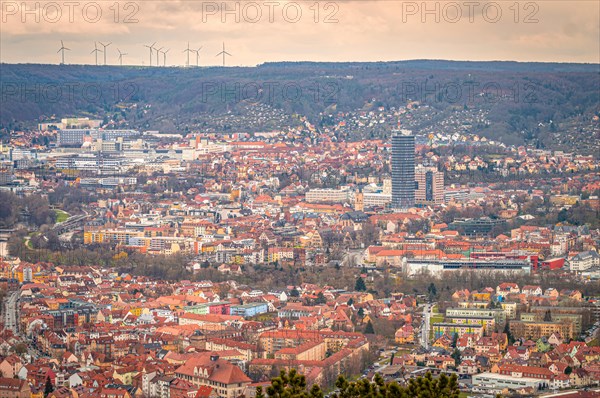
1,61,598,152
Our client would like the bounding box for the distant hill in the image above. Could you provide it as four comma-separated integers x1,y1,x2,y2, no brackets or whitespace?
1,61,598,152
262,60,600,73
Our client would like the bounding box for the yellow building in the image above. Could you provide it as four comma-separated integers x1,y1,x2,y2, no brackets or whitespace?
275,341,326,361
509,320,576,340
113,368,138,385
501,302,518,319
448,316,495,335
84,230,105,244
471,292,492,301
550,195,579,206
128,307,143,317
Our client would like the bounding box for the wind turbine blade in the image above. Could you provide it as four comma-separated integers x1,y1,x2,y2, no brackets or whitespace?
224,51,232,56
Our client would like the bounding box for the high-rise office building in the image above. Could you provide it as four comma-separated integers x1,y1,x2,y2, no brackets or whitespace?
391,131,415,209
415,165,444,205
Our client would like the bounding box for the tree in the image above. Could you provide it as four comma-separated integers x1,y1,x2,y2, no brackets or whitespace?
564,366,573,375
347,298,354,306
309,385,323,398
23,195,56,227
404,372,460,398
504,322,515,345
263,369,460,398
44,376,54,397
364,320,375,334
266,369,322,398
427,282,437,300
360,221,379,246
355,277,367,292
290,288,300,297
315,292,327,304
451,348,461,367
451,333,458,348
0,191,18,227
331,372,460,398
557,208,568,222
13,343,27,355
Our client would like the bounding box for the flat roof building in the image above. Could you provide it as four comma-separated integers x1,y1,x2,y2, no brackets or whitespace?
391,131,415,209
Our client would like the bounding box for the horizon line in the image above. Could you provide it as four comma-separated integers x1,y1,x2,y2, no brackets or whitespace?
2,58,600,68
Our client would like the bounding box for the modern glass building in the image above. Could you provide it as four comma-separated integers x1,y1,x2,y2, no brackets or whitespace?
391,131,415,209
415,165,445,205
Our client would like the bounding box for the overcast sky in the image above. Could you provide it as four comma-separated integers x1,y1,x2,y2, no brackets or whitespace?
1,0,599,66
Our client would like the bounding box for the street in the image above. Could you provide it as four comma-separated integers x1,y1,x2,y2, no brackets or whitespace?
4,290,19,334
342,249,365,267
420,303,432,349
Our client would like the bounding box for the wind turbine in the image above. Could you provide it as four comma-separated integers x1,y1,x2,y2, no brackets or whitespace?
91,42,102,65
193,46,203,67
99,41,111,65
144,42,156,67
160,48,170,67
183,42,193,67
57,40,70,65
155,47,163,67
216,42,232,67
117,49,127,66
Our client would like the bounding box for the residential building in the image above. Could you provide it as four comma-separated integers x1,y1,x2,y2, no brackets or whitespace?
229,303,268,318
305,188,351,203
509,319,576,340
570,250,600,272
432,323,484,339
174,354,251,398
446,307,506,326
0,378,31,398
